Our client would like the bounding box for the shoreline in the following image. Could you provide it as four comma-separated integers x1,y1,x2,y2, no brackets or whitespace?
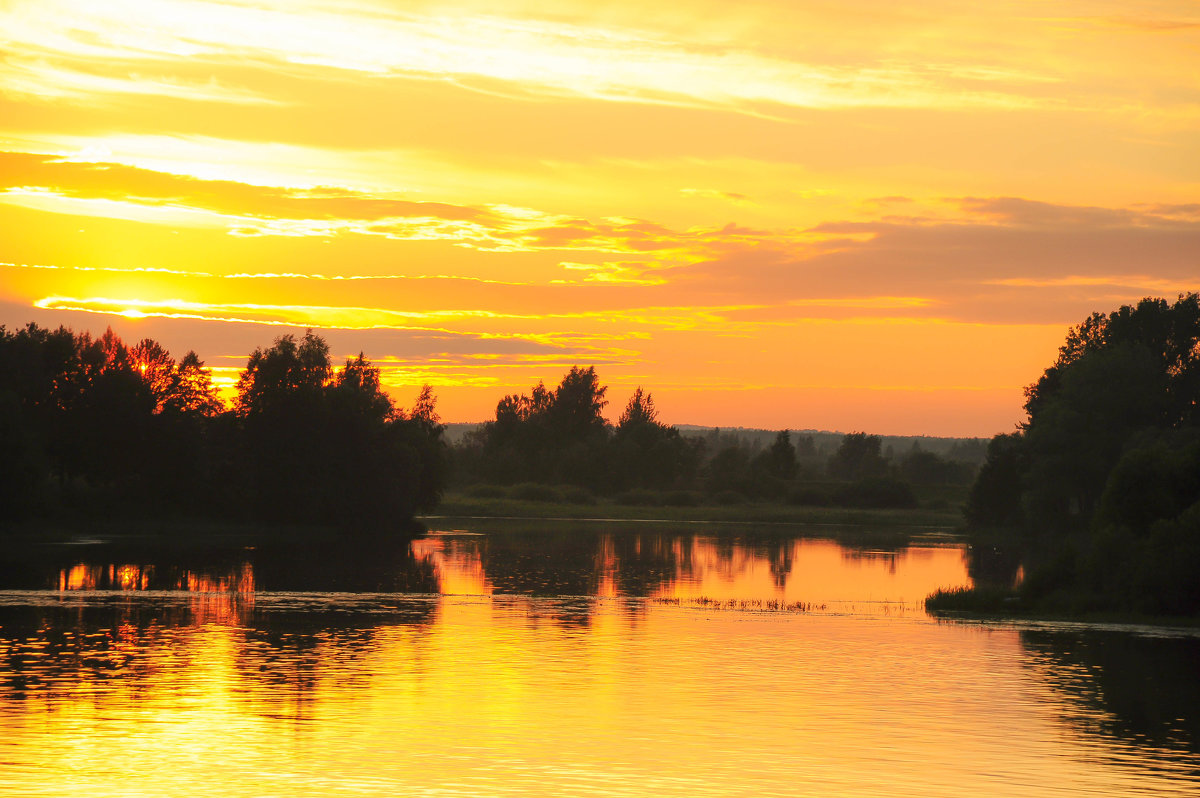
430,493,965,528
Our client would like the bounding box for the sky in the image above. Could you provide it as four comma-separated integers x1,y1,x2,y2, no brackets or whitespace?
0,0,1196,436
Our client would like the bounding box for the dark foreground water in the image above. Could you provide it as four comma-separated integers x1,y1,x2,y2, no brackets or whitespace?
0,519,1197,797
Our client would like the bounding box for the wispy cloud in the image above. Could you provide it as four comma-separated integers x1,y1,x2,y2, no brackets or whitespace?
0,59,284,105
1,0,1058,114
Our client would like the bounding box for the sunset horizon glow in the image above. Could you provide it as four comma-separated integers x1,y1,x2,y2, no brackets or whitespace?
2,0,1196,436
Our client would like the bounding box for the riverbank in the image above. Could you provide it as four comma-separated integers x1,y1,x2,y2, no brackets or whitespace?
428,491,964,527
0,516,428,546
925,587,1200,628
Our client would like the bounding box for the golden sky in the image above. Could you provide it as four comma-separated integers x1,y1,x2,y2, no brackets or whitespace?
1,0,1196,435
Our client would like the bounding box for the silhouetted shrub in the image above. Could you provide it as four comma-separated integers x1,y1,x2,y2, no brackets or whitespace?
560,486,596,505
786,485,832,506
663,490,701,506
464,484,507,499
833,477,917,509
713,489,747,505
615,488,663,506
509,482,562,502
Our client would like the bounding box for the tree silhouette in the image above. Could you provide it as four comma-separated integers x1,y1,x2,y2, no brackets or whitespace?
959,293,1200,616
0,322,444,529
828,432,887,481
761,430,798,480
166,352,223,416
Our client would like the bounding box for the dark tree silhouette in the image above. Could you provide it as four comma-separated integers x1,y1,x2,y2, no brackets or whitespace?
969,293,1200,533
761,430,798,480
0,323,443,530
612,388,699,490
233,332,444,526
964,433,1025,528
956,293,1200,617
827,432,887,481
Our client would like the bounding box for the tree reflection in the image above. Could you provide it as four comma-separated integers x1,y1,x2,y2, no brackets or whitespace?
1021,629,1200,755
0,533,441,713
412,524,965,626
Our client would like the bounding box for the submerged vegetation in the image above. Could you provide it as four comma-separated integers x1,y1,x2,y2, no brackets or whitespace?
930,293,1200,619
0,324,445,530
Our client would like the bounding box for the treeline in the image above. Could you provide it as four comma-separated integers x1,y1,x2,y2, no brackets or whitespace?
450,367,978,508
0,324,445,529
947,293,1200,616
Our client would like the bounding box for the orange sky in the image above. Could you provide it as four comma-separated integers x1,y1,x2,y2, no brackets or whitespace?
1,0,1196,435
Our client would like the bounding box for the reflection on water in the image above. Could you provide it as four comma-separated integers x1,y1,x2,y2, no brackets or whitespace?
1021,628,1200,755
0,522,1197,797
412,524,969,617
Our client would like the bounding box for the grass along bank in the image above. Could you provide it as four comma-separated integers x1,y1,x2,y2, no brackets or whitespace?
428,485,966,527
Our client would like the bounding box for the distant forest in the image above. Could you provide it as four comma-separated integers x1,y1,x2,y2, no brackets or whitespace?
447,367,984,509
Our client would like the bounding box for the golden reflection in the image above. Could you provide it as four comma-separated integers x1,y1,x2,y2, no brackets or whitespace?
58,564,94,591
5,531,1199,796
413,530,971,616
184,562,256,625
411,536,493,595
651,537,969,613
55,561,256,624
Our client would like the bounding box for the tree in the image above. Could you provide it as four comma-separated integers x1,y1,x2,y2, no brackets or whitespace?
411,384,441,429
1025,293,1200,427
235,330,331,416
964,433,1026,528
478,367,611,485
165,352,223,416
618,387,657,429
550,366,607,440
828,432,887,480
611,388,698,490
0,322,444,526
232,333,443,525
761,430,798,480
331,352,394,422
129,338,176,411
965,292,1200,537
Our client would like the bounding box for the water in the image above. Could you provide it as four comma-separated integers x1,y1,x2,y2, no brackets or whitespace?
0,519,1197,796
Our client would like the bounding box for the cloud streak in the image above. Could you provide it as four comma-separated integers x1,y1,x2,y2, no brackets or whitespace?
1,0,1060,114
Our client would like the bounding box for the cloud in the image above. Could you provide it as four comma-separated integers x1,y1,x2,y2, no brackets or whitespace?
670,197,1200,323
0,152,492,224
0,59,283,106
0,297,626,388
956,196,1199,228
1093,17,1200,33
0,0,1064,116
680,188,749,203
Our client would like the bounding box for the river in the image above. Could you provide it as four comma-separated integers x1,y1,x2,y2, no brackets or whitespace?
0,519,1196,796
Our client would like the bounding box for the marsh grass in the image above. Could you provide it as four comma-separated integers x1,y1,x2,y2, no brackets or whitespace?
924,585,1019,614
652,596,826,613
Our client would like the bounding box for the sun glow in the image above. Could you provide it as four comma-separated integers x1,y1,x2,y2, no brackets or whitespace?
1,0,1195,434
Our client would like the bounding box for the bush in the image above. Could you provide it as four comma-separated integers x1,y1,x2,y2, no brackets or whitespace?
615,488,663,506
663,490,701,506
464,483,507,499
509,482,563,502
560,486,596,505
832,477,917,509
786,485,832,506
713,489,747,505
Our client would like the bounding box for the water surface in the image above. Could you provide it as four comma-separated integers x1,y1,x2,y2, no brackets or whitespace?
0,520,1196,797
